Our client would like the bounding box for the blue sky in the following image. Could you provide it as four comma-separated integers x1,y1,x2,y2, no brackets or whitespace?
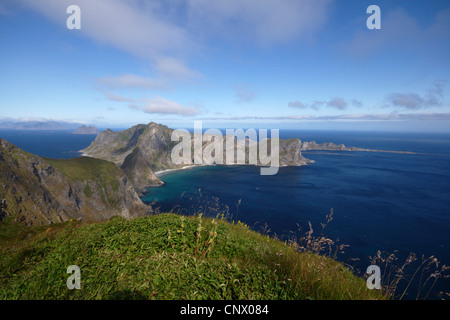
0,0,449,131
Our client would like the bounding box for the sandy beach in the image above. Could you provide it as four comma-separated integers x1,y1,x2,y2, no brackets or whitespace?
154,165,197,177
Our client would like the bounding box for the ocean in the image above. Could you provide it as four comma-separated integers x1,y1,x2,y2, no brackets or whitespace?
0,130,98,159
1,129,449,298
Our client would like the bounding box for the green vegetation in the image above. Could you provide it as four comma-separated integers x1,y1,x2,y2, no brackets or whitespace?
0,217,30,242
83,185,93,198
45,157,120,190
0,213,383,300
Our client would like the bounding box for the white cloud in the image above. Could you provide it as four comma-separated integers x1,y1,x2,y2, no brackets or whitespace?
98,74,168,90
288,97,357,110
13,0,335,101
16,0,333,78
234,86,256,103
340,8,450,58
387,81,446,110
130,97,199,116
326,97,348,110
351,99,363,108
288,101,308,109
154,57,201,79
102,92,134,103
16,0,198,80
99,89,200,116
201,112,450,122
389,93,425,110
186,0,332,46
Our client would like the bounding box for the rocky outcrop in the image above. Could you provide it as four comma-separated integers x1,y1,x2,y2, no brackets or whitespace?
301,141,361,151
121,147,165,196
82,124,149,165
279,139,314,166
0,138,150,225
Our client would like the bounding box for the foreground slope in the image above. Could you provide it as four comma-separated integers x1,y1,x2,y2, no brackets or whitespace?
0,213,383,300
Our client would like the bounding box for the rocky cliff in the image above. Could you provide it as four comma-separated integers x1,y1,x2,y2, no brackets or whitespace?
0,138,150,225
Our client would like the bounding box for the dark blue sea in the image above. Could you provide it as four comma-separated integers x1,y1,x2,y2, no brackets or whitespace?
0,130,98,159
1,129,449,299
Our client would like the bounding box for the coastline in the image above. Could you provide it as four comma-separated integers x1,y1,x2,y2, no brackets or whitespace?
154,163,266,177
154,163,297,178
154,165,199,177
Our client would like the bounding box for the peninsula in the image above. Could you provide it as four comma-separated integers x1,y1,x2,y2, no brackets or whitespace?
300,140,421,154
81,122,313,195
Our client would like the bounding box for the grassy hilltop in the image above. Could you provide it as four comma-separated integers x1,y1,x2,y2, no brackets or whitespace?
0,213,383,300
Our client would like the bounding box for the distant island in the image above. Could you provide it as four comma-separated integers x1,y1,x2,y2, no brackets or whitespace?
0,120,83,131
72,125,100,135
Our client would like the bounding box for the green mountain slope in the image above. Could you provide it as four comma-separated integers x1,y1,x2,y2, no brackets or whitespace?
0,139,150,225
